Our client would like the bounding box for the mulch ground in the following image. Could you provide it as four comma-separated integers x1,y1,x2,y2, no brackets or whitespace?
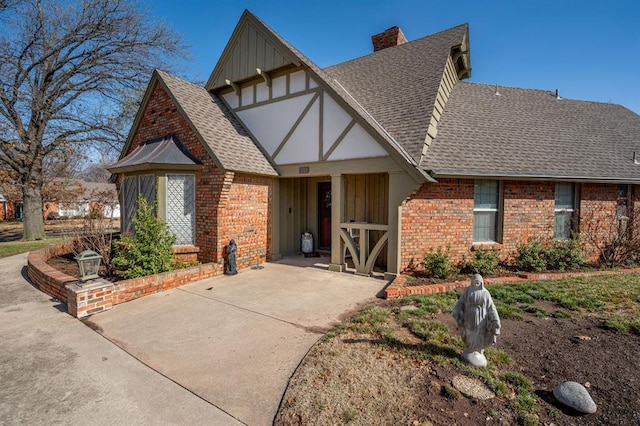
276,304,640,426
432,309,640,425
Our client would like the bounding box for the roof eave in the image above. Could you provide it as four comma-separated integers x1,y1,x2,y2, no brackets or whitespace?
107,163,204,175
429,169,640,184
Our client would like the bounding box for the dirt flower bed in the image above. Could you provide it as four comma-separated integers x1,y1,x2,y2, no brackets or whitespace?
275,275,640,426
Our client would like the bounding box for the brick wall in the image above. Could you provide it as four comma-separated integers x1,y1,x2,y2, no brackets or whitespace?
27,242,220,318
27,242,78,302
112,263,218,305
400,178,474,269
216,173,273,270
579,183,621,261
400,179,630,270
502,181,555,250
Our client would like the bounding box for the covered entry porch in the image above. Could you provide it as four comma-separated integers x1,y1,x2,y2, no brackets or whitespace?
273,170,417,278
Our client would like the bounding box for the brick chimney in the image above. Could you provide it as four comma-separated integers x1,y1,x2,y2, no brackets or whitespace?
371,26,408,52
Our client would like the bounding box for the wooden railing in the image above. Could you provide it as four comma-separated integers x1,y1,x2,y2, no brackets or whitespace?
340,222,388,276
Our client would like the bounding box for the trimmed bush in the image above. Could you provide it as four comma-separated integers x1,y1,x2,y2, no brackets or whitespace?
466,246,500,275
422,246,457,279
515,238,546,272
545,236,584,271
112,197,177,279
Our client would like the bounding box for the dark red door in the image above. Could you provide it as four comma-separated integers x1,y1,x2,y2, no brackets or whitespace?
318,182,331,249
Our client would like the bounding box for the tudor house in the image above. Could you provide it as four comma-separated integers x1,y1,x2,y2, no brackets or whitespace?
109,10,640,278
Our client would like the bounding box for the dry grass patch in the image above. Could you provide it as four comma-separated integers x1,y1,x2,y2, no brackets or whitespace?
276,330,433,425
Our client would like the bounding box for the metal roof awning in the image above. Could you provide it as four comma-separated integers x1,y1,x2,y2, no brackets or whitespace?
108,135,202,174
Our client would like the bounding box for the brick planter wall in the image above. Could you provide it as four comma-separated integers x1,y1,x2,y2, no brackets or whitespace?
27,242,78,302
27,243,221,318
112,263,218,305
385,267,640,299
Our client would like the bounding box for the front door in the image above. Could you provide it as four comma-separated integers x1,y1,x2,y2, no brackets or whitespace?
317,182,331,250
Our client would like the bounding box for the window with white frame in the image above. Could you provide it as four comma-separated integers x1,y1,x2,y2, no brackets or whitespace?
473,180,500,242
554,182,575,239
166,174,195,245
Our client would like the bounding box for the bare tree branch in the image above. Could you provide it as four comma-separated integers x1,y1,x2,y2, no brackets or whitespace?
0,0,189,239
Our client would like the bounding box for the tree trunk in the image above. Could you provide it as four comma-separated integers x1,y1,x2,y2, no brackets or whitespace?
23,184,45,241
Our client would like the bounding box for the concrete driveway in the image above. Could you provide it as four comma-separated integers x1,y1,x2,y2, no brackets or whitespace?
84,258,386,426
0,253,242,426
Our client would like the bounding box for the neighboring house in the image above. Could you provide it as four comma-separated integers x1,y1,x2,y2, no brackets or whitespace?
109,10,640,278
0,193,17,221
43,180,120,219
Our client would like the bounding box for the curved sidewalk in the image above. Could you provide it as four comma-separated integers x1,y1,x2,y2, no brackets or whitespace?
0,254,385,425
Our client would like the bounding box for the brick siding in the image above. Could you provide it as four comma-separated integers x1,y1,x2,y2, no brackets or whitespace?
400,179,632,270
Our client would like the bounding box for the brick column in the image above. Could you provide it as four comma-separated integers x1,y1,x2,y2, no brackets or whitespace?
65,279,114,318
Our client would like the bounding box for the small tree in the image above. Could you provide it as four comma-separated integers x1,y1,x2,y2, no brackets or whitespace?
580,204,640,267
69,185,119,275
112,197,176,278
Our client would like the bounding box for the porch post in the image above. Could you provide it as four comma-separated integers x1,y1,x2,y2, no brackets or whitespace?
270,179,282,261
328,173,346,272
387,172,421,280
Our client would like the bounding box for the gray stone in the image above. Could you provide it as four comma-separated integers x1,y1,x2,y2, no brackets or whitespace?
553,381,597,414
452,375,495,400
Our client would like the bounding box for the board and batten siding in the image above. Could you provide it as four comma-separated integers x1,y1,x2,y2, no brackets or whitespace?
344,173,389,268
277,174,388,268
421,55,459,159
208,18,297,90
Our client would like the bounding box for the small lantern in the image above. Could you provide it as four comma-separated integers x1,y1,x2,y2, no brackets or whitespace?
75,250,102,282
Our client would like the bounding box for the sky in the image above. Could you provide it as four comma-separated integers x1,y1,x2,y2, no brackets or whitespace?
148,0,640,113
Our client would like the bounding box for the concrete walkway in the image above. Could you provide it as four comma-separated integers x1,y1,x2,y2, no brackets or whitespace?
86,259,386,425
0,253,386,425
0,253,242,425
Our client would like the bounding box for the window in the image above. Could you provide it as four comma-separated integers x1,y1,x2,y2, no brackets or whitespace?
122,174,156,234
473,180,500,242
617,184,630,218
554,183,575,239
166,174,195,245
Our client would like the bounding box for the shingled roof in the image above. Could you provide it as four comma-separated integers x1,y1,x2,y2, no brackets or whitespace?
157,70,278,177
422,82,640,182
325,24,468,163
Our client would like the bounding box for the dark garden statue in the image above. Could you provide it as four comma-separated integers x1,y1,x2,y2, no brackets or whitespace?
225,239,238,275
451,274,501,367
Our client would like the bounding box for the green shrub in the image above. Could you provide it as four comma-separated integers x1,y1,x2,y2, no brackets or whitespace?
544,236,584,271
112,197,177,279
515,238,546,272
466,247,500,275
422,246,457,279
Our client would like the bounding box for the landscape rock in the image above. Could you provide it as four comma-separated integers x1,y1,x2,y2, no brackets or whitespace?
553,381,597,414
452,375,495,400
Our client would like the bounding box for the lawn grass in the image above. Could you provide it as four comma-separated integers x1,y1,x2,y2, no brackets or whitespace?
0,238,66,259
